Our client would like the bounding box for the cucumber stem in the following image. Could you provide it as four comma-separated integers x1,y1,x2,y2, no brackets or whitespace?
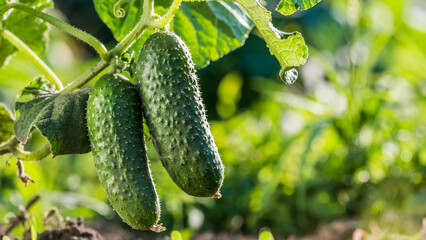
2,2,109,61
0,29,63,90
148,0,182,29
109,56,120,74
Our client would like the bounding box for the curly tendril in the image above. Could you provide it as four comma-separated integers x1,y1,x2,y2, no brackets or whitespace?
113,0,126,18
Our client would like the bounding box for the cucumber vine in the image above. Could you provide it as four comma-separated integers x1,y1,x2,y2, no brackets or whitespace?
0,0,178,161
0,0,320,173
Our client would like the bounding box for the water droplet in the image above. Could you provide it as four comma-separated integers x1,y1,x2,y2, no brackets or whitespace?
279,68,298,84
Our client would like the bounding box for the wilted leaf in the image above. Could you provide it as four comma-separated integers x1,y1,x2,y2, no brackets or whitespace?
14,87,91,157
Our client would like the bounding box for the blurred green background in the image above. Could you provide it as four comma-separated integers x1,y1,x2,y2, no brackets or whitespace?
1,0,425,238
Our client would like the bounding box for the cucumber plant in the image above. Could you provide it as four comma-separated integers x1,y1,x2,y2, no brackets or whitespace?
0,0,321,232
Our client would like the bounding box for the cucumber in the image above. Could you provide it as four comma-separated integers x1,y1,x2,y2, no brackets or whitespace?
86,73,161,230
135,31,224,197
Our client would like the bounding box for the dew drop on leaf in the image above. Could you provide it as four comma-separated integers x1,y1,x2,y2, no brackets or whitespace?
279,68,298,84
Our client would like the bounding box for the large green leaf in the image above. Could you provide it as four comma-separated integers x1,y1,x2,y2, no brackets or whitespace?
92,0,143,42
234,0,308,84
14,88,91,157
0,103,14,144
0,0,52,67
276,0,322,15
173,2,253,68
93,0,253,68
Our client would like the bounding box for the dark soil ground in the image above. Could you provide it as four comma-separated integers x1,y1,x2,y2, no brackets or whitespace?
1,218,356,240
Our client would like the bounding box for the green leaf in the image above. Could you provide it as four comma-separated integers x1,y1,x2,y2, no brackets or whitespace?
2,236,11,240
259,231,274,240
276,0,321,15
172,2,253,68
0,0,52,67
235,0,308,83
14,88,92,157
93,0,253,68
93,0,143,43
0,103,14,144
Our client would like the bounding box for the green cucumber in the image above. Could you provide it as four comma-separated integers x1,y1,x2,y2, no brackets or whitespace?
86,73,162,230
135,31,224,197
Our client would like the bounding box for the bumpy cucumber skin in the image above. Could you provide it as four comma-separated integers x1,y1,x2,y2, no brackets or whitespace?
135,31,224,197
87,74,160,230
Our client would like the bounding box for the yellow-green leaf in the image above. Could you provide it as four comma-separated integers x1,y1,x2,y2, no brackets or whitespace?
235,0,308,83
276,0,322,16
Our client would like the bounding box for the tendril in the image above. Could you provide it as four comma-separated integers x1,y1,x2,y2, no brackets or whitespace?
113,0,126,18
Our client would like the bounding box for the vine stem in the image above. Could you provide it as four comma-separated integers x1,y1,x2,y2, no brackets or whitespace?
0,136,17,155
1,0,165,160
14,144,51,162
148,0,182,29
109,0,152,58
1,2,109,61
60,59,108,93
0,30,63,90
0,136,51,161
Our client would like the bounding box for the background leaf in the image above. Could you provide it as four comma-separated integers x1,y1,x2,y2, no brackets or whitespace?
0,0,52,68
93,0,253,68
0,103,14,144
92,0,142,44
173,2,253,68
276,0,322,15
234,0,308,83
14,88,91,157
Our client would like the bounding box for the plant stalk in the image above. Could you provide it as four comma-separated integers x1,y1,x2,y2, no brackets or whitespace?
108,0,151,58
0,136,51,161
14,144,51,161
61,59,109,92
0,29,63,90
0,136,17,155
1,2,109,61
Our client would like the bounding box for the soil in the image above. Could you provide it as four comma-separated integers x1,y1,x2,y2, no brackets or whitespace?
14,218,356,240
23,218,104,240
